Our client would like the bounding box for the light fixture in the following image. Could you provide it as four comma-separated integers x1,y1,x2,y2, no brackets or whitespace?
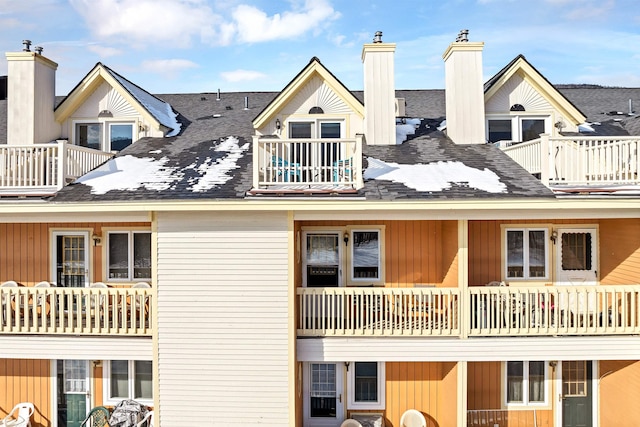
343,232,349,246
549,361,557,368
92,360,102,368
92,233,102,246
275,118,281,130
139,123,148,133
550,230,558,244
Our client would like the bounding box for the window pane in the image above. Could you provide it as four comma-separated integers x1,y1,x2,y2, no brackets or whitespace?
134,361,153,399
507,231,524,278
310,364,336,418
109,233,130,279
290,122,312,139
133,233,152,279
522,119,545,142
529,361,545,402
528,230,546,278
353,231,379,279
488,120,512,143
507,361,523,403
561,233,592,271
320,122,341,139
110,124,133,151
111,360,129,398
77,124,101,150
354,362,378,402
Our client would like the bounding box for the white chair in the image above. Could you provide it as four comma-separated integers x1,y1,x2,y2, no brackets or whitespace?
89,282,109,288
132,282,151,288
400,409,426,427
136,410,154,427
1,281,19,324
34,281,51,288
340,420,362,427
1,402,34,427
1,281,19,287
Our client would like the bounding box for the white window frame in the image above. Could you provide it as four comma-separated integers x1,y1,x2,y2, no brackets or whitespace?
301,226,385,287
103,360,153,406
504,361,549,407
486,115,551,143
107,122,135,152
106,230,152,282
72,119,138,152
286,118,346,139
347,361,385,410
503,227,549,281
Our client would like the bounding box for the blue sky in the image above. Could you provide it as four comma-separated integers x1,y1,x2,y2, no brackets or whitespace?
1,0,639,95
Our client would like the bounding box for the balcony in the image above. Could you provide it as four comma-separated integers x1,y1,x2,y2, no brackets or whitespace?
251,135,363,193
0,141,113,196
0,286,152,336
499,134,640,188
297,285,640,338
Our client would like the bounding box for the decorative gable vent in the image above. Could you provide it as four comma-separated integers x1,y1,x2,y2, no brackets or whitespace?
395,98,406,117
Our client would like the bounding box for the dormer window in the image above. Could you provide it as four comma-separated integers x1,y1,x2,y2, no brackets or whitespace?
487,116,548,144
74,121,135,152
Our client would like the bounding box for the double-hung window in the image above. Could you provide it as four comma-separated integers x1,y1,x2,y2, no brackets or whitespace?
107,231,152,281
347,362,385,409
302,227,385,287
506,361,547,406
487,116,547,144
106,360,153,404
505,228,548,280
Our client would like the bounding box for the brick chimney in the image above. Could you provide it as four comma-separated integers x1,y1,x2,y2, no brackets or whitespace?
5,42,60,145
442,30,485,144
362,31,396,145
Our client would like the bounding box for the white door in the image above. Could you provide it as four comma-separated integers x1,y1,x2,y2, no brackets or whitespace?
52,232,90,287
555,228,598,317
303,362,345,427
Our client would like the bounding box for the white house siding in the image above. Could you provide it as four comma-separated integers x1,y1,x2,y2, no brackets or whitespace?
156,211,291,426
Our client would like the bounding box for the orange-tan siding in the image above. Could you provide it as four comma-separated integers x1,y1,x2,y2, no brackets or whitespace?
0,222,150,286
599,360,640,427
0,359,51,427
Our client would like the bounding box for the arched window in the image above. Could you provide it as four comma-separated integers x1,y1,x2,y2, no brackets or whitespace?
510,104,525,112
309,106,324,114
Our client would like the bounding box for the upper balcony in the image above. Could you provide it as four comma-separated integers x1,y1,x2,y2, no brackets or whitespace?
499,134,640,190
251,135,364,193
0,141,113,196
297,284,640,338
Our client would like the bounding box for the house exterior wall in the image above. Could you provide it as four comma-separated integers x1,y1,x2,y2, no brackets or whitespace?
155,211,291,426
0,359,52,427
296,220,459,288
599,360,640,427
0,221,150,285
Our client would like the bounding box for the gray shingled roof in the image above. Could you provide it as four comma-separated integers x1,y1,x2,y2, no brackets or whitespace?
0,99,6,145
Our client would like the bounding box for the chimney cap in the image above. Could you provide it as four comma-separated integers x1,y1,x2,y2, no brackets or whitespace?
455,29,469,42
373,31,383,43
22,39,32,52
34,46,43,55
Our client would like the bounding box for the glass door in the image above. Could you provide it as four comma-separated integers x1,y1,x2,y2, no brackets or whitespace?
303,362,344,427
53,232,90,288
57,360,90,427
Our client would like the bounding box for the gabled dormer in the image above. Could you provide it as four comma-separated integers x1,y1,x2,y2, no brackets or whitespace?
484,55,586,144
54,63,181,152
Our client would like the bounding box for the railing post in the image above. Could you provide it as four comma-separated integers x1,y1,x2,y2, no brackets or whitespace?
354,134,364,189
56,140,66,190
540,133,550,187
252,135,261,189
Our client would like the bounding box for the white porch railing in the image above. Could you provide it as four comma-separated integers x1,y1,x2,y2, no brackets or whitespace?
500,134,640,187
297,285,640,337
252,135,363,191
0,287,152,336
297,287,460,336
469,285,640,336
0,141,113,195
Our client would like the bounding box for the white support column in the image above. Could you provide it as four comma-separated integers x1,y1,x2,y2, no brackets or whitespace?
540,133,550,186
457,361,468,427
458,219,469,339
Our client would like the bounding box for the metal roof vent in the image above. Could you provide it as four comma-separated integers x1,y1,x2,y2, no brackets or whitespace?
22,39,32,52
34,46,43,55
455,29,469,42
373,31,383,43
244,96,249,110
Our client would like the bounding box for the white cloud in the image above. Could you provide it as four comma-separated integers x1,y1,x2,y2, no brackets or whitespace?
141,59,199,75
87,45,123,57
220,69,266,82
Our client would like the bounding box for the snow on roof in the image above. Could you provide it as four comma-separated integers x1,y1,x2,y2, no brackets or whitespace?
187,137,249,192
364,157,508,193
76,155,183,194
578,122,597,132
396,118,422,144
108,69,182,136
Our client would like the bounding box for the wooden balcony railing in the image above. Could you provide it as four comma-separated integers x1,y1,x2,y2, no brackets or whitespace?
0,141,113,195
500,134,640,187
297,285,640,338
297,287,460,337
252,135,364,191
0,287,152,336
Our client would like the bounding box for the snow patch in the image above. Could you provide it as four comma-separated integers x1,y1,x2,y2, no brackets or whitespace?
188,137,250,192
76,156,182,194
396,118,422,144
364,157,507,193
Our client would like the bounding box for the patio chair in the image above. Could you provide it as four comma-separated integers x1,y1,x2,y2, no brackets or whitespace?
333,158,353,183
80,406,110,427
1,402,34,427
271,155,301,182
400,409,426,427
1,281,19,326
136,410,154,427
340,419,362,427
